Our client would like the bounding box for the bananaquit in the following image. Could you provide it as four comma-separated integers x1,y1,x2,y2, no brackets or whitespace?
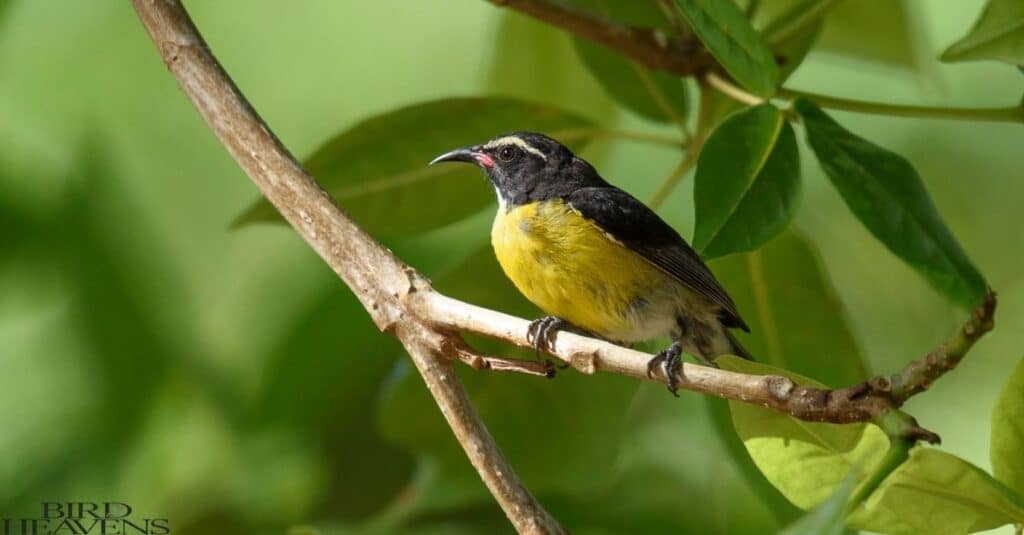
431,132,751,394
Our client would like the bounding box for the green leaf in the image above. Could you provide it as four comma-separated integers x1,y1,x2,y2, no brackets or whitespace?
709,229,869,397
693,104,800,259
779,471,856,535
992,357,1024,498
795,98,987,309
233,98,595,236
574,40,690,124
568,0,689,124
757,0,826,80
941,0,1024,66
721,356,1024,534
674,0,781,96
856,449,1024,534
705,230,865,525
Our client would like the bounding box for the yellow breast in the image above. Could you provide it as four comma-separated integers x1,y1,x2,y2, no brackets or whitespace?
490,199,680,342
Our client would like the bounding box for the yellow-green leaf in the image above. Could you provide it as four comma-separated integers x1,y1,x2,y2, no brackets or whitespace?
992,357,1024,498
722,356,1024,534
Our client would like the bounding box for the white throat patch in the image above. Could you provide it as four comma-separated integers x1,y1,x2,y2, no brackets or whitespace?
484,136,547,161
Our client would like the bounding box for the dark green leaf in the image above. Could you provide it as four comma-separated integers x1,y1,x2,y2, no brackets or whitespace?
709,230,868,385
757,0,826,80
568,0,689,123
941,0,1024,66
693,104,800,259
795,98,987,309
721,356,1024,534
992,357,1024,498
674,0,780,96
779,471,856,535
233,98,595,236
574,40,690,124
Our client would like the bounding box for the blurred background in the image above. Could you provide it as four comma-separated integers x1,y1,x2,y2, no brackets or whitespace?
0,1,1021,533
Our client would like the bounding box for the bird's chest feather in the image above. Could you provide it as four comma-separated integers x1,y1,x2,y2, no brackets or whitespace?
490,200,678,341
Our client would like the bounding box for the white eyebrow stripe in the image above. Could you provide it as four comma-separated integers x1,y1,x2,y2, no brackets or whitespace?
484,136,547,161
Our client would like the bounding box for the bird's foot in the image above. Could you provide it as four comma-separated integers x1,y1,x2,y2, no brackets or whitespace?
526,316,569,361
646,342,683,397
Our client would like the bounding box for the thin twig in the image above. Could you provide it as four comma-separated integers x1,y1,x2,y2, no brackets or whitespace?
706,72,766,106
778,87,1024,124
130,2,564,533
707,72,1024,124
415,290,996,442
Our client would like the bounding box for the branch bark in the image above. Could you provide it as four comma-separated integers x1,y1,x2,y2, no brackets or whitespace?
488,0,714,76
130,1,563,533
132,0,996,532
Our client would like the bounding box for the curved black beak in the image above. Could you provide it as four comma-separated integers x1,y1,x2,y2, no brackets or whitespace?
429,147,478,166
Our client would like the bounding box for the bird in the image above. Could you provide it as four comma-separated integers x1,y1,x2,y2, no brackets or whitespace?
430,132,751,395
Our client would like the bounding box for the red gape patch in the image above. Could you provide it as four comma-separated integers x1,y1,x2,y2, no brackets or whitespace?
475,153,496,168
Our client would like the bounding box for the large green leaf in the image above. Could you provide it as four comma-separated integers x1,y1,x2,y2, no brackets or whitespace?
721,356,1024,534
692,104,800,258
674,0,780,96
233,98,594,236
941,0,1024,66
705,230,864,525
779,472,856,535
568,0,689,124
795,98,987,309
709,230,868,385
574,40,690,124
992,357,1024,498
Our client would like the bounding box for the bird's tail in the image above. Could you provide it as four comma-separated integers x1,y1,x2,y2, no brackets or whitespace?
723,329,755,361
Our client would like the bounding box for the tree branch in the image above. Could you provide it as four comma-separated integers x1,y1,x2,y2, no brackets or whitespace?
488,0,714,76
132,0,997,531
416,291,995,444
130,1,563,533
492,0,1024,125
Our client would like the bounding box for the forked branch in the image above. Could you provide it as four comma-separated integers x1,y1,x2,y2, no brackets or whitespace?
131,1,996,533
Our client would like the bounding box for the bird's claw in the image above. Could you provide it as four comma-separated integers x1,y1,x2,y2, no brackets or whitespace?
526,316,567,360
646,342,683,397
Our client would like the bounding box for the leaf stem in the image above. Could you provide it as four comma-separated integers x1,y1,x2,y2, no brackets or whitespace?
847,410,917,512
706,72,1024,124
648,139,700,209
779,87,1024,124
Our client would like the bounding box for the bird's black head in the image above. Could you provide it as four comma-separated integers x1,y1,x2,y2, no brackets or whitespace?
430,132,604,206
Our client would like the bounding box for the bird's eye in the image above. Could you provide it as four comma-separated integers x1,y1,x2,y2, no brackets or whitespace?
498,146,518,162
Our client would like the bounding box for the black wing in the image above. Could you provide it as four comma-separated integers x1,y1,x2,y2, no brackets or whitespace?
567,186,749,331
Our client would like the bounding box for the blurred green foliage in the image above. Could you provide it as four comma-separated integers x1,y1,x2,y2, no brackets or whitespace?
1,0,1023,534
